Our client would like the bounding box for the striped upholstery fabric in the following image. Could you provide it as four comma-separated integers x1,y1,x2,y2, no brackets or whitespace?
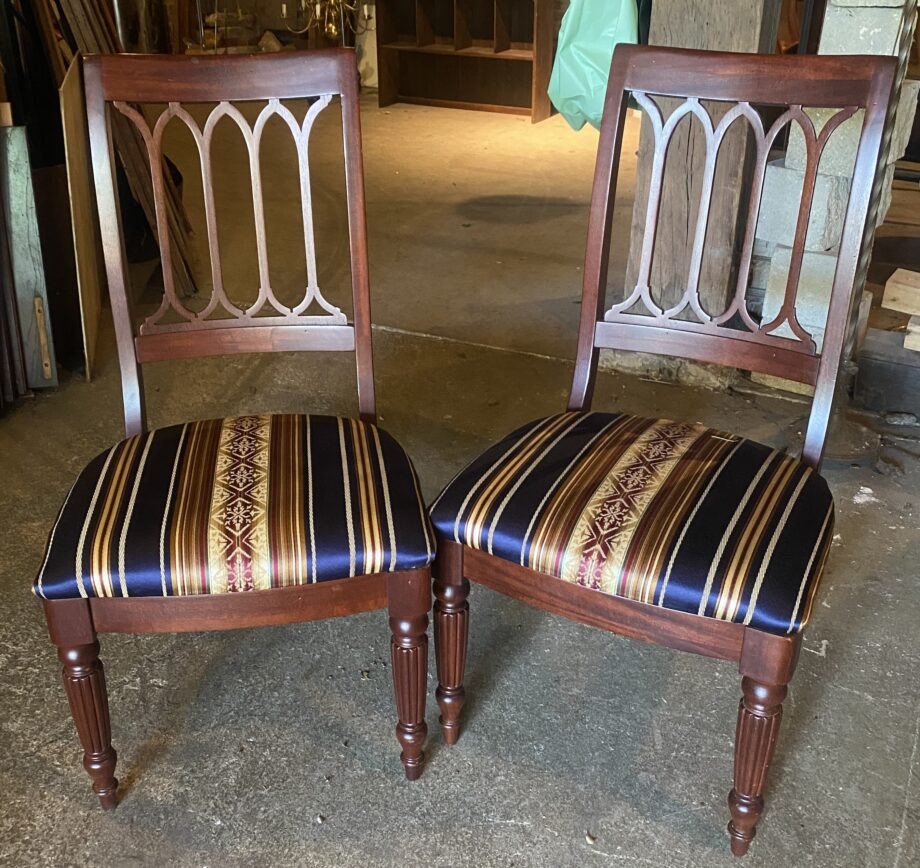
430,412,834,635
36,415,434,599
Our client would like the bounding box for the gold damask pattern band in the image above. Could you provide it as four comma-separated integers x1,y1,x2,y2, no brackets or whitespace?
36,415,434,599
431,412,834,636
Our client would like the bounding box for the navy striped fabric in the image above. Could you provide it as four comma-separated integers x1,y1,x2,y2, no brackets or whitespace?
36,415,435,599
430,412,834,635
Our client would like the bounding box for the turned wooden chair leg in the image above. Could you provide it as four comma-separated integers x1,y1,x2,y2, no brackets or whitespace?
433,539,469,745
44,600,118,810
387,570,430,780
727,677,786,856
728,630,800,856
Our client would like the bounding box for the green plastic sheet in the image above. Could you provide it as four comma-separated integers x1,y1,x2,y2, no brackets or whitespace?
548,0,639,131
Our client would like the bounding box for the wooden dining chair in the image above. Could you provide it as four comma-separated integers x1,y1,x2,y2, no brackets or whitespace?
430,45,895,855
34,49,435,807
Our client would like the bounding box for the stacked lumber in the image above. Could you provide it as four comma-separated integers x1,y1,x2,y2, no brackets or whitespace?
882,269,920,351
37,0,197,297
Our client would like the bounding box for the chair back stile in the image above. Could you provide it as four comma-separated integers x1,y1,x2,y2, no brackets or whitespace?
83,49,376,438
568,46,896,470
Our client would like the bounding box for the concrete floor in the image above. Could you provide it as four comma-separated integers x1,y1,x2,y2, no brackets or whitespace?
2,96,920,867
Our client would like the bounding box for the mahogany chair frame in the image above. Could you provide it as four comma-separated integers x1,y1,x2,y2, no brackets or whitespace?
41,50,430,810
432,45,896,855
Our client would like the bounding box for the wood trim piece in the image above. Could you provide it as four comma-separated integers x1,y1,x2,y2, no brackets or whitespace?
615,44,887,107
594,321,821,385
461,546,744,661
135,324,355,363
91,49,358,103
88,571,402,633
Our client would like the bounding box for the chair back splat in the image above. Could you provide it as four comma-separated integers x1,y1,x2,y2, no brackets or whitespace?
84,50,375,437
568,46,897,469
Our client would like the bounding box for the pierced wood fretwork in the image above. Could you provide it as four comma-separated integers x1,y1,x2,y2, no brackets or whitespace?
606,92,857,356
115,95,347,334
84,49,377,434
570,46,896,470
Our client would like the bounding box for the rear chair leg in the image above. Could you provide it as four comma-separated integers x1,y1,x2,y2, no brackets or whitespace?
44,600,118,810
728,631,799,856
433,539,469,745
387,571,430,780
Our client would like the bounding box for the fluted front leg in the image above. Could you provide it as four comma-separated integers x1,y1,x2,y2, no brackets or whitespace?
433,540,469,745
728,677,787,856
59,641,119,810
387,571,430,780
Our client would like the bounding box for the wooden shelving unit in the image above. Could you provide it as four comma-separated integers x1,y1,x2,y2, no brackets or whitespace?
376,0,554,122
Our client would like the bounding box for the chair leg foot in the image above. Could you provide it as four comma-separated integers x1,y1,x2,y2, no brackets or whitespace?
433,541,468,745
59,640,119,810
388,571,429,780
727,676,787,856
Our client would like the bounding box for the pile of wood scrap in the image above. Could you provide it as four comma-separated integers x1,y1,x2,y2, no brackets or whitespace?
37,0,197,298
855,267,920,418
883,269,920,351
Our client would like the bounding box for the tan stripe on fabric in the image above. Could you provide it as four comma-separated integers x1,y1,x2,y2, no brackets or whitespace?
451,415,570,543
270,415,306,588
486,413,588,555
410,461,434,562
519,415,626,566
562,422,702,593
657,438,744,606
352,418,383,574
463,414,576,549
622,433,738,604
36,479,80,599
118,431,156,597
90,436,141,597
338,417,357,577
529,415,651,576
714,457,798,622
170,419,222,595
696,451,777,617
207,416,272,593
159,424,188,595
743,467,813,626
787,502,834,633
371,426,398,572
797,518,834,629
306,416,318,582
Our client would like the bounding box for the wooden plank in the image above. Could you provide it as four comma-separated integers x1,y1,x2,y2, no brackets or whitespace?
906,315,920,351
56,0,198,298
60,56,104,380
34,0,68,86
884,180,920,228
0,127,58,387
882,267,920,315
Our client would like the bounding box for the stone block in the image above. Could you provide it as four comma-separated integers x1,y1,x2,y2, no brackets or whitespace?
892,80,920,162
761,245,839,352
819,4,905,54
750,255,772,291
756,160,851,250
753,238,776,259
750,371,816,397
785,108,864,177
831,0,907,7
597,349,738,390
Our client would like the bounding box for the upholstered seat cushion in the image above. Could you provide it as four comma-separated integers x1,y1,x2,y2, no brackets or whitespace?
36,415,434,599
430,412,834,636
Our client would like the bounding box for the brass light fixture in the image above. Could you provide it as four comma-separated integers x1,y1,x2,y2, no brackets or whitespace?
281,0,369,41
